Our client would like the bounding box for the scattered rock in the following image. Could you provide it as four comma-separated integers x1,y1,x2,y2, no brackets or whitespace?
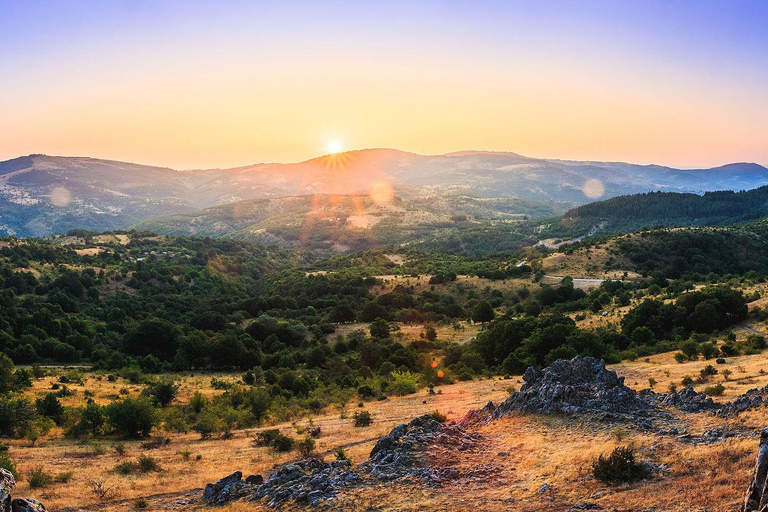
1,470,15,512
249,458,354,507
659,386,719,413
538,483,550,494
493,357,651,421
570,503,603,511
11,498,46,512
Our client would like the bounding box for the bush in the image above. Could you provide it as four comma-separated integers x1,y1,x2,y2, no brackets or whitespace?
704,383,725,396
28,466,53,488
296,437,316,458
674,353,687,364
55,471,74,483
390,371,418,396
253,429,294,452
353,410,372,427
0,453,19,478
427,410,447,423
592,446,647,484
115,462,135,475
334,447,351,462
136,455,160,473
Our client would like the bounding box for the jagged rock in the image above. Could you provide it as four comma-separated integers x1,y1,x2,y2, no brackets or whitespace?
459,400,496,426
245,474,263,485
0,469,14,512
742,428,768,511
249,458,354,507
493,357,650,420
202,471,248,505
11,498,46,512
660,386,720,412
360,415,443,481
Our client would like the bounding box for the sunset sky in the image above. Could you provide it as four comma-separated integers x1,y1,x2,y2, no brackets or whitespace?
1,1,766,170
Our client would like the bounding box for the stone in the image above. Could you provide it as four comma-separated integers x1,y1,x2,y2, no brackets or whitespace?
245,475,263,485
202,471,247,505
741,428,768,511
0,469,15,512
11,499,46,512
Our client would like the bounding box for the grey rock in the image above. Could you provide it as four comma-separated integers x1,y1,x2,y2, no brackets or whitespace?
202,471,247,505
0,469,14,512
493,357,651,422
245,474,263,485
741,427,768,511
11,499,46,512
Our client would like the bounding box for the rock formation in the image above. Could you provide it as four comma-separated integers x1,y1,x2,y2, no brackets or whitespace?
742,428,768,512
493,356,651,422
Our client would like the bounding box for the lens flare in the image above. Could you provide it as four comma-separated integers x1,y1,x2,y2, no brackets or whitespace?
582,178,605,199
370,180,394,204
437,371,445,379
50,187,72,207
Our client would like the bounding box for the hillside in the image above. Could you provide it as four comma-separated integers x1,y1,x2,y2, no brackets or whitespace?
551,185,768,239
2,152,766,237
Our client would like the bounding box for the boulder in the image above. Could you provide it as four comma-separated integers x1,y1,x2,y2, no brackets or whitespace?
742,428,768,511
11,499,46,512
202,471,247,505
660,385,719,413
0,469,15,512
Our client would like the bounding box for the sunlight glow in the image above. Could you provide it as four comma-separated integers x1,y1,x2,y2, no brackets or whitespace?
327,140,343,154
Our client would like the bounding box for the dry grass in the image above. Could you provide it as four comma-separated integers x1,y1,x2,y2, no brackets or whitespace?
7,376,508,511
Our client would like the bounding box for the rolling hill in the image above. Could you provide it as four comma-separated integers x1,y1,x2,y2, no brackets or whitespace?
1,151,766,237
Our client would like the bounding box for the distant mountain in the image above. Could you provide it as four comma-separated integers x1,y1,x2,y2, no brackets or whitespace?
1,151,766,237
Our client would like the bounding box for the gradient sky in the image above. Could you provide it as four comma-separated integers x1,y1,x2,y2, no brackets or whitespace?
1,1,767,169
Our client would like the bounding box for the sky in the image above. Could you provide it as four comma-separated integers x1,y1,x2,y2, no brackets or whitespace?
1,0,767,170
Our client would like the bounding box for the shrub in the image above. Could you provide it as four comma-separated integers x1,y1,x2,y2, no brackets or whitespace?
0,453,19,478
133,499,149,509
390,371,418,396
353,410,372,427
674,353,687,364
253,429,294,452
28,466,53,488
681,376,693,386
705,383,725,396
427,410,447,423
296,437,316,458
115,462,135,475
55,471,74,483
334,447,351,462
592,446,647,484
716,358,727,364
137,455,160,473
114,442,126,456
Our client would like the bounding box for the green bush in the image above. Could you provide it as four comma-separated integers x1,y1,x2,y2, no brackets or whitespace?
137,455,160,473
28,466,53,488
592,446,647,484
390,371,418,396
0,453,19,478
704,383,725,396
296,437,316,458
115,462,135,475
427,410,447,423
353,410,372,427
253,429,294,452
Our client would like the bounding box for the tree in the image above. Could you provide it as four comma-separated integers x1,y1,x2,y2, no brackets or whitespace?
106,398,158,437
472,301,495,323
143,379,179,407
35,393,64,425
0,353,15,394
369,318,391,339
423,325,438,342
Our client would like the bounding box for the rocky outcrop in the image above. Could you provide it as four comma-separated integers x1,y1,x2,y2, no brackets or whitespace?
202,415,446,507
741,428,768,511
11,499,46,512
1,470,14,512
359,414,443,480
493,356,651,422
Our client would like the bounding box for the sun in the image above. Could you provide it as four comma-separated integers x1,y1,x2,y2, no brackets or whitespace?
327,140,343,154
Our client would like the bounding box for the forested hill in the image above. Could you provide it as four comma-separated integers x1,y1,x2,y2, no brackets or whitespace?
558,186,768,236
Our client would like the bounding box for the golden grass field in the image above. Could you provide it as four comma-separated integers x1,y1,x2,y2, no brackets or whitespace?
8,341,768,511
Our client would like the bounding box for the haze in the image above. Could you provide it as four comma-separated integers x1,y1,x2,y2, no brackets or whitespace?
1,0,767,169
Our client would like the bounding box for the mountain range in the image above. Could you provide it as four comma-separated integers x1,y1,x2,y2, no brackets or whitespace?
1,150,766,238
